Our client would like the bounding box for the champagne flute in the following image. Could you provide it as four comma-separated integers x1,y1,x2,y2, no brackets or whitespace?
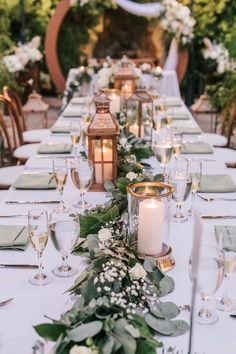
169,170,192,222
71,158,93,210
152,137,173,179
214,230,236,311
53,157,68,213
187,160,202,216
172,132,182,167
28,209,52,286
49,215,80,277
166,107,173,130
70,122,81,155
189,245,224,325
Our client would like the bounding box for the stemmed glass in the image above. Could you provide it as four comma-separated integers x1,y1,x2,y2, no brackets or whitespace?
187,160,202,216
169,170,192,222
172,132,182,167
28,209,52,286
71,158,94,210
214,230,236,311
49,215,80,277
189,245,224,325
152,136,173,179
53,157,69,213
70,122,81,156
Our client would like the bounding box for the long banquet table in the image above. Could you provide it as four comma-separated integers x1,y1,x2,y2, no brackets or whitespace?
0,97,236,354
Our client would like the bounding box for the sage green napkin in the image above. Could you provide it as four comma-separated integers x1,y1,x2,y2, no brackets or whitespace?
0,225,28,251
51,125,70,134
215,225,236,252
172,113,190,120
182,142,213,154
13,173,56,189
37,143,72,154
166,98,182,106
199,174,236,193
176,127,202,135
62,110,82,118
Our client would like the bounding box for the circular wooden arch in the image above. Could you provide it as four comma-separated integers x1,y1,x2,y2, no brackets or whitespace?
45,0,189,94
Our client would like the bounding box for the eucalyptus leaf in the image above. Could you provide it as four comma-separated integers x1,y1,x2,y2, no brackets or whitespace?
104,180,115,191
157,275,175,297
125,324,140,338
80,278,98,304
145,314,176,336
113,318,137,354
87,234,100,258
143,257,157,272
67,321,102,342
150,302,180,320
171,320,189,336
102,336,116,354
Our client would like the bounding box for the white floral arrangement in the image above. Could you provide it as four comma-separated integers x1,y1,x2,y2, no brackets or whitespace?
3,36,43,74
161,0,196,46
202,38,236,74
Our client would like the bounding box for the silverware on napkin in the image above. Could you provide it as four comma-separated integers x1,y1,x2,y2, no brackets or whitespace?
201,215,236,219
0,264,38,269
0,214,27,218
197,194,236,202
5,200,60,204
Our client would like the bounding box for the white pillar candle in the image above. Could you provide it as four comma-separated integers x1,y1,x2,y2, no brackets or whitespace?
94,145,113,184
110,94,120,114
138,198,164,255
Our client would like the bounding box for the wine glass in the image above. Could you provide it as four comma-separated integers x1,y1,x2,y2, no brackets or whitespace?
172,132,182,167
49,215,80,277
214,229,236,311
187,160,202,216
152,136,173,179
70,122,81,155
71,158,93,210
169,170,192,222
28,209,52,286
189,245,224,325
53,157,69,213
166,107,173,130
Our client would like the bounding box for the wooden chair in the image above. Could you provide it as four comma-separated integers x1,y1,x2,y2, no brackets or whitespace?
3,87,50,143
0,111,25,189
0,95,40,164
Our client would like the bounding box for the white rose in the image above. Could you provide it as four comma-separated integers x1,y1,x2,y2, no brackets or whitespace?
98,228,112,242
119,137,128,147
141,63,151,72
69,346,92,354
129,263,147,280
126,172,138,181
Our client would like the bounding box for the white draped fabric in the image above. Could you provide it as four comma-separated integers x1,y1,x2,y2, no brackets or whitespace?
164,37,179,71
113,0,163,17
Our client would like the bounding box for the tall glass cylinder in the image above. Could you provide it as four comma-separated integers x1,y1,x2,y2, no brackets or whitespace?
127,182,174,258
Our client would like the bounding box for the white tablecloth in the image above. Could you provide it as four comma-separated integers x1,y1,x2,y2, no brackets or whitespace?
1,100,236,353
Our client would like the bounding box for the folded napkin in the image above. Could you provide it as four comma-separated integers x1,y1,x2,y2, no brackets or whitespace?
182,142,213,154
166,97,182,106
176,127,202,135
0,225,28,251
62,110,82,118
51,125,70,134
37,143,72,154
71,96,93,104
215,225,236,252
172,113,190,120
199,174,236,193
13,173,56,189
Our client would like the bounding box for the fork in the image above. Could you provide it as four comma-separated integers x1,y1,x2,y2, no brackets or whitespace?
197,194,236,202
0,297,14,308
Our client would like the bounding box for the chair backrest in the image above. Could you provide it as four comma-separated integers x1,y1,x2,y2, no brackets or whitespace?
3,86,27,132
220,94,236,147
0,95,24,147
0,109,15,162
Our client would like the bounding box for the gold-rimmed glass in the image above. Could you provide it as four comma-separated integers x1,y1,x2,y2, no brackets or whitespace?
53,157,69,213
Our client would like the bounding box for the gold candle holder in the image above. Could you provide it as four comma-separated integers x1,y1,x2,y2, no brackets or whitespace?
127,181,175,272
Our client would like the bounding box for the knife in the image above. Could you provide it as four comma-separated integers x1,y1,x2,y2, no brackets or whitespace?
0,264,38,269
0,214,27,218
5,200,60,204
201,215,236,219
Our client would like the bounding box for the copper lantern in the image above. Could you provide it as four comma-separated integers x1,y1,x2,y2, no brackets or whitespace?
87,92,120,191
114,56,136,96
126,88,154,145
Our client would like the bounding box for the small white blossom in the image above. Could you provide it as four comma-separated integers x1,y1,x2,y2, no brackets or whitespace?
69,345,92,354
126,172,138,181
129,263,147,280
98,228,112,242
